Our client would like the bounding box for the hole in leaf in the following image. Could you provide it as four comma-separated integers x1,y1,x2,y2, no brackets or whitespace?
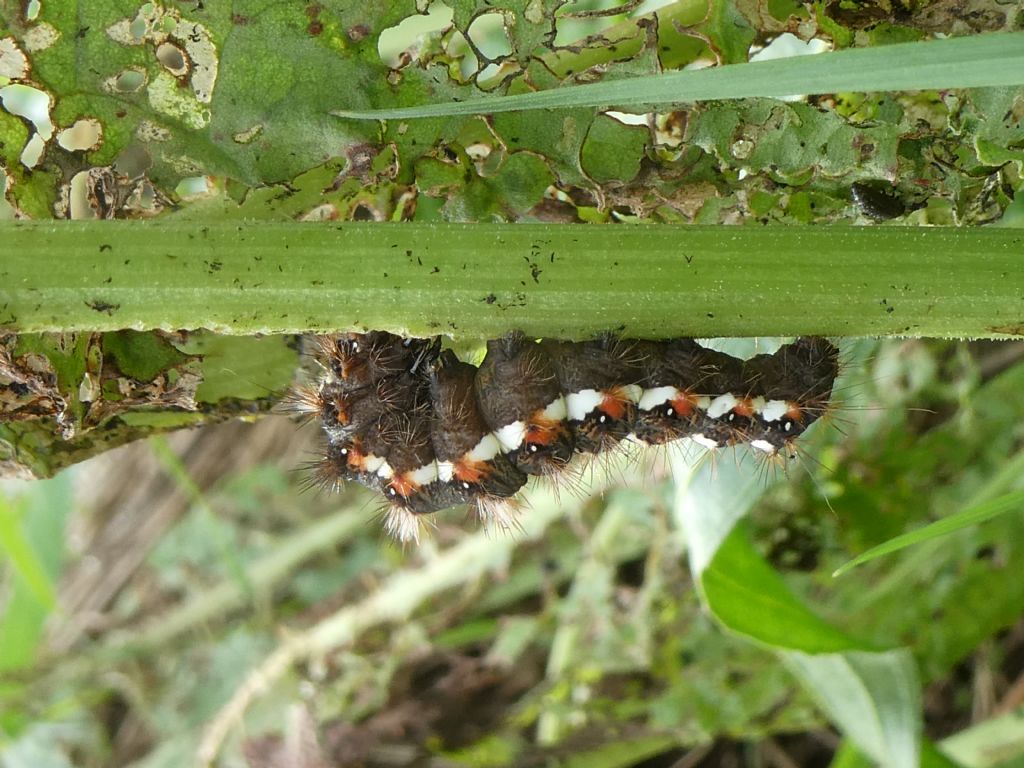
115,69,146,92
444,29,477,81
749,32,830,62
465,11,513,81
69,170,98,220
0,83,53,168
0,84,53,137
174,176,208,198
57,118,103,152
129,15,148,40
26,0,41,21
156,41,188,75
377,4,454,68
553,0,642,47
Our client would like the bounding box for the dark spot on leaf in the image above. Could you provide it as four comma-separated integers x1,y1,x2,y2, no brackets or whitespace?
86,299,120,315
99,244,112,252
482,293,497,305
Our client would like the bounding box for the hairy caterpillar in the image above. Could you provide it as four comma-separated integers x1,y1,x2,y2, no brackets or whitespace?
290,332,840,542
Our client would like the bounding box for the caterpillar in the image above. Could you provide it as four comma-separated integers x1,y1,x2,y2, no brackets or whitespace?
290,332,840,542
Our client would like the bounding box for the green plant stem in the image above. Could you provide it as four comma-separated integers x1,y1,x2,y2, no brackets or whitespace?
2,221,1023,339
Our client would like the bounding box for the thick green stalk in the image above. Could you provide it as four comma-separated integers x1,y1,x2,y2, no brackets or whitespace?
1,221,1022,339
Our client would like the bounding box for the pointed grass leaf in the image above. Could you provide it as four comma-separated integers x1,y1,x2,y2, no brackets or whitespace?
834,487,1024,577
0,494,55,610
334,32,1024,119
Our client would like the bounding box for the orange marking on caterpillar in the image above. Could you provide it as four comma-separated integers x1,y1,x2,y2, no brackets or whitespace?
600,390,630,420
454,459,490,484
670,391,700,416
733,397,756,418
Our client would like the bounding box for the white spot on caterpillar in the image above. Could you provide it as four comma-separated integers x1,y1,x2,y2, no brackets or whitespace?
750,439,776,454
467,432,502,462
408,462,438,486
566,389,604,421
639,386,678,411
540,396,567,421
363,455,389,476
692,434,719,450
437,460,455,482
706,394,738,419
761,400,789,422
494,421,527,452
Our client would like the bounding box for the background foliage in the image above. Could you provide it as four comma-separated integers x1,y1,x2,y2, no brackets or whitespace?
2,0,1024,766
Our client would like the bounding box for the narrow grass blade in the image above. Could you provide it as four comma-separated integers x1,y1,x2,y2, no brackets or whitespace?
334,33,1024,120
833,488,1024,577
0,496,56,610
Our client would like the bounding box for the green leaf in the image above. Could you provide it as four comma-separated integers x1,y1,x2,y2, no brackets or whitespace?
0,475,70,673
827,741,962,768
704,0,756,65
561,736,679,768
580,114,649,184
834,485,1024,577
675,456,922,768
701,525,862,653
334,32,1024,119
784,649,920,768
0,495,55,610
